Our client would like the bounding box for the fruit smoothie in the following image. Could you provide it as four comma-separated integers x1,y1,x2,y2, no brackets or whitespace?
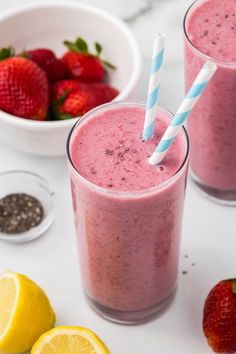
67,102,189,324
184,0,236,202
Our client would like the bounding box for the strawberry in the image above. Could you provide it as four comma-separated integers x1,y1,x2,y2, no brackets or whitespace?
24,48,66,83
51,80,96,119
88,82,119,105
55,89,95,118
203,279,236,353
0,54,49,120
51,80,79,99
61,37,115,82
50,80,119,120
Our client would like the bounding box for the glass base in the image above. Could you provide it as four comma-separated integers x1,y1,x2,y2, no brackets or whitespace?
85,288,176,325
190,170,236,206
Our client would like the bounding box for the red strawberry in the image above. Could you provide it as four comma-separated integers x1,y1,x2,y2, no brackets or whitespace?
0,55,49,120
25,48,66,83
203,279,236,353
56,89,95,118
61,37,115,82
51,79,79,99
51,80,96,119
88,82,119,105
51,80,119,120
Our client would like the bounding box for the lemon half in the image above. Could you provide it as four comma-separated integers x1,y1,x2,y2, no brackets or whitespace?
31,326,111,354
0,271,55,353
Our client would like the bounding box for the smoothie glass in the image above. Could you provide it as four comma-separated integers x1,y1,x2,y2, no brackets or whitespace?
184,0,236,205
67,102,189,324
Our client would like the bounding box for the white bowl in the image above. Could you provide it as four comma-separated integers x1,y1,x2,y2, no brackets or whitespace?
0,2,141,156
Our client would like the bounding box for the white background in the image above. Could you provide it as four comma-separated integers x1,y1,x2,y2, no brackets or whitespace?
0,1,235,353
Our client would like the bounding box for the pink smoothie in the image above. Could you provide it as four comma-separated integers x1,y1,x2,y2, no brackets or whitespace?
185,0,236,194
68,104,188,321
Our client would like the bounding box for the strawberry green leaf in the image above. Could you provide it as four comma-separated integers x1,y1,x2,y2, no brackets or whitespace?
64,40,79,52
75,37,88,54
53,89,72,111
64,37,116,71
232,279,236,294
102,59,116,70
94,42,102,57
0,46,14,61
64,37,89,54
224,278,236,294
57,113,74,120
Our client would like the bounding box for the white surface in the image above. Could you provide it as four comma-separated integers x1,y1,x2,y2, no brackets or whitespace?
0,2,141,156
0,1,235,354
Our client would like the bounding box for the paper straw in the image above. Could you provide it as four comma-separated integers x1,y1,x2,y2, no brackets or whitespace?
149,61,217,166
142,34,166,141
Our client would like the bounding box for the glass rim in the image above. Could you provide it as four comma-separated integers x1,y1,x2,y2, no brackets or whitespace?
0,169,53,194
183,0,236,68
66,101,189,198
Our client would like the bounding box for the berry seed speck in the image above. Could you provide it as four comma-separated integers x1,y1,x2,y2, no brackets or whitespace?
0,193,44,234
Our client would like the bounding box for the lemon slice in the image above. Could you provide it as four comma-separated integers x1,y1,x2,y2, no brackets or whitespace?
0,271,55,353
31,326,111,354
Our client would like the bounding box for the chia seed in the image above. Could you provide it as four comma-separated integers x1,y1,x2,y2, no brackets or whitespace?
0,193,44,234
105,148,113,156
90,167,97,175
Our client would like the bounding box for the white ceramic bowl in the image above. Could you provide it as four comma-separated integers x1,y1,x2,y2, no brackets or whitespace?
0,2,141,156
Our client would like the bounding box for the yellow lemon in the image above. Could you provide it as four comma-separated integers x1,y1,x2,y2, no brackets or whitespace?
0,271,55,353
31,326,111,354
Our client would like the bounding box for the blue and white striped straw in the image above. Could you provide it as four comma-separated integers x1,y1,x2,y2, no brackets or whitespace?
149,61,217,165
142,34,166,141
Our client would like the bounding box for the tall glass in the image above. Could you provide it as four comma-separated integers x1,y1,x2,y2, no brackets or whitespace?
184,0,236,205
67,102,189,324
